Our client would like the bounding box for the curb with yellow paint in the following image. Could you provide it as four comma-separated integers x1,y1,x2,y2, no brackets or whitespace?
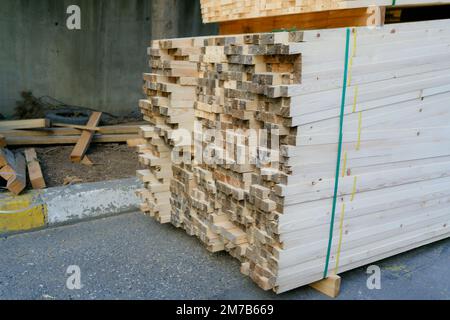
0,192,47,234
0,178,141,235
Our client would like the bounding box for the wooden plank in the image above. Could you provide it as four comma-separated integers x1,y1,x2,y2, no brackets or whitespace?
70,112,102,163
24,148,46,190
202,0,450,23
219,8,381,35
4,134,139,146
52,123,100,131
310,275,341,298
0,125,141,137
0,119,50,130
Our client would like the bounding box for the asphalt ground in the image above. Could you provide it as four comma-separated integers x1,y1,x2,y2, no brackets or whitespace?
1,212,449,300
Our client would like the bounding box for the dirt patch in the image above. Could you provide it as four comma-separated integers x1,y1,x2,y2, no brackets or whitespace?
33,144,144,188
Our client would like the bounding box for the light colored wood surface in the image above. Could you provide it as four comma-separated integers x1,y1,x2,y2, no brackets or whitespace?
24,148,46,190
201,0,450,23
219,7,386,34
0,119,50,130
4,134,139,146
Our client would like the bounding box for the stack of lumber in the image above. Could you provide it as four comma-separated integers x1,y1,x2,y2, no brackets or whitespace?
200,0,450,23
137,18,450,293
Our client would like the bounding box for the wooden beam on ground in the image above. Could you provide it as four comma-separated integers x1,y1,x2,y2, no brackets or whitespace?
4,134,140,146
309,275,341,298
0,125,141,138
219,7,385,35
52,123,100,131
0,119,50,130
70,112,102,163
24,148,46,189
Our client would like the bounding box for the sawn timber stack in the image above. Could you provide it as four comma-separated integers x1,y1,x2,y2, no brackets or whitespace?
136,19,450,293
200,0,450,23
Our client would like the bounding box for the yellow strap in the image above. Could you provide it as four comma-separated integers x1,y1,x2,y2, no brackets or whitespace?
334,203,346,274
352,86,359,113
347,29,357,87
351,176,358,201
356,111,362,150
341,151,348,177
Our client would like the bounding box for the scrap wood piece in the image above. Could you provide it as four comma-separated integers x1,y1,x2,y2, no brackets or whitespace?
0,119,50,130
81,155,94,167
24,148,46,189
70,112,102,163
0,148,16,179
0,147,11,167
0,134,6,148
0,151,27,195
63,176,83,185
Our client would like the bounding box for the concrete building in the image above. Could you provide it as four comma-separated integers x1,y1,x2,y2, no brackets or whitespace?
0,0,217,117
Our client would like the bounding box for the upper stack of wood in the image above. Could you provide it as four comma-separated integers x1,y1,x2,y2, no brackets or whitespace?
137,19,450,293
200,0,450,23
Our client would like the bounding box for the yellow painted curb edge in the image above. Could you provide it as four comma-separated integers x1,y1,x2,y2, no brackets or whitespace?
0,193,48,234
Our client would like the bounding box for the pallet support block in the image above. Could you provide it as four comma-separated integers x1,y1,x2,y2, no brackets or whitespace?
310,275,342,298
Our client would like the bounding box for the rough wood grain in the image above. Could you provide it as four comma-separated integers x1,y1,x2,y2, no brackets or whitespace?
24,148,46,189
70,112,102,163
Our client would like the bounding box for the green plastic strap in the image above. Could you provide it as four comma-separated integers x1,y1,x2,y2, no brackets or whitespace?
323,27,351,279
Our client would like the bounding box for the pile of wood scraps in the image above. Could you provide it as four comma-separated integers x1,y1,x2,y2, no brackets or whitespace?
0,118,140,148
0,114,142,194
136,18,450,295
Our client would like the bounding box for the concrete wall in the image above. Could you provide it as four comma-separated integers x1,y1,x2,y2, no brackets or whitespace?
0,0,217,117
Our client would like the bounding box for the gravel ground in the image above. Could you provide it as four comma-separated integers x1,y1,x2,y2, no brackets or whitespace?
0,212,449,300
33,143,143,187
